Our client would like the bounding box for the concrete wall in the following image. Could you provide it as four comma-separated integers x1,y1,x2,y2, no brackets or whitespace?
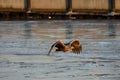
72,0,109,12
30,0,66,12
0,0,25,11
115,0,120,11
0,0,119,14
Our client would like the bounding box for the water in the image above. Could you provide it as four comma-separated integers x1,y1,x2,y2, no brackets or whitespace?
0,20,120,80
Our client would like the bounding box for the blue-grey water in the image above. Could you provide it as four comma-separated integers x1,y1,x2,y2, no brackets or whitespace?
0,20,120,80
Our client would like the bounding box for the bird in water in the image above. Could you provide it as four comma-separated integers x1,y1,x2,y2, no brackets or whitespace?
48,39,82,55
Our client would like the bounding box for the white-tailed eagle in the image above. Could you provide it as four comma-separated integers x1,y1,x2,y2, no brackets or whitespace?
48,39,82,55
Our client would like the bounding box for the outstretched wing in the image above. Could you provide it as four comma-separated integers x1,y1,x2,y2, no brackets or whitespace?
47,40,65,55
69,39,82,54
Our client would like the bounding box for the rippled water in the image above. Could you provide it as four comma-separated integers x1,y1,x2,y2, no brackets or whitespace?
0,20,120,80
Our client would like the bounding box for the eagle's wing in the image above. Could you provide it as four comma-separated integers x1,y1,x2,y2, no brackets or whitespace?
47,40,65,55
69,39,82,54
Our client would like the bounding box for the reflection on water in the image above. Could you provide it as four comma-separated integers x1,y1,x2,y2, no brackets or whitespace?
0,20,120,80
108,21,116,38
24,23,32,39
65,20,73,39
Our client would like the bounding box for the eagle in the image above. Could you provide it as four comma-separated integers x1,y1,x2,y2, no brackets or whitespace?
48,39,82,55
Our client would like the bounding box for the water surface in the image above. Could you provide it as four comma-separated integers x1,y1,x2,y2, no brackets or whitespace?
0,20,120,80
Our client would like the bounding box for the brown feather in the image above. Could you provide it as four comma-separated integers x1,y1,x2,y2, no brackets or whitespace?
69,39,82,54
48,40,65,55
